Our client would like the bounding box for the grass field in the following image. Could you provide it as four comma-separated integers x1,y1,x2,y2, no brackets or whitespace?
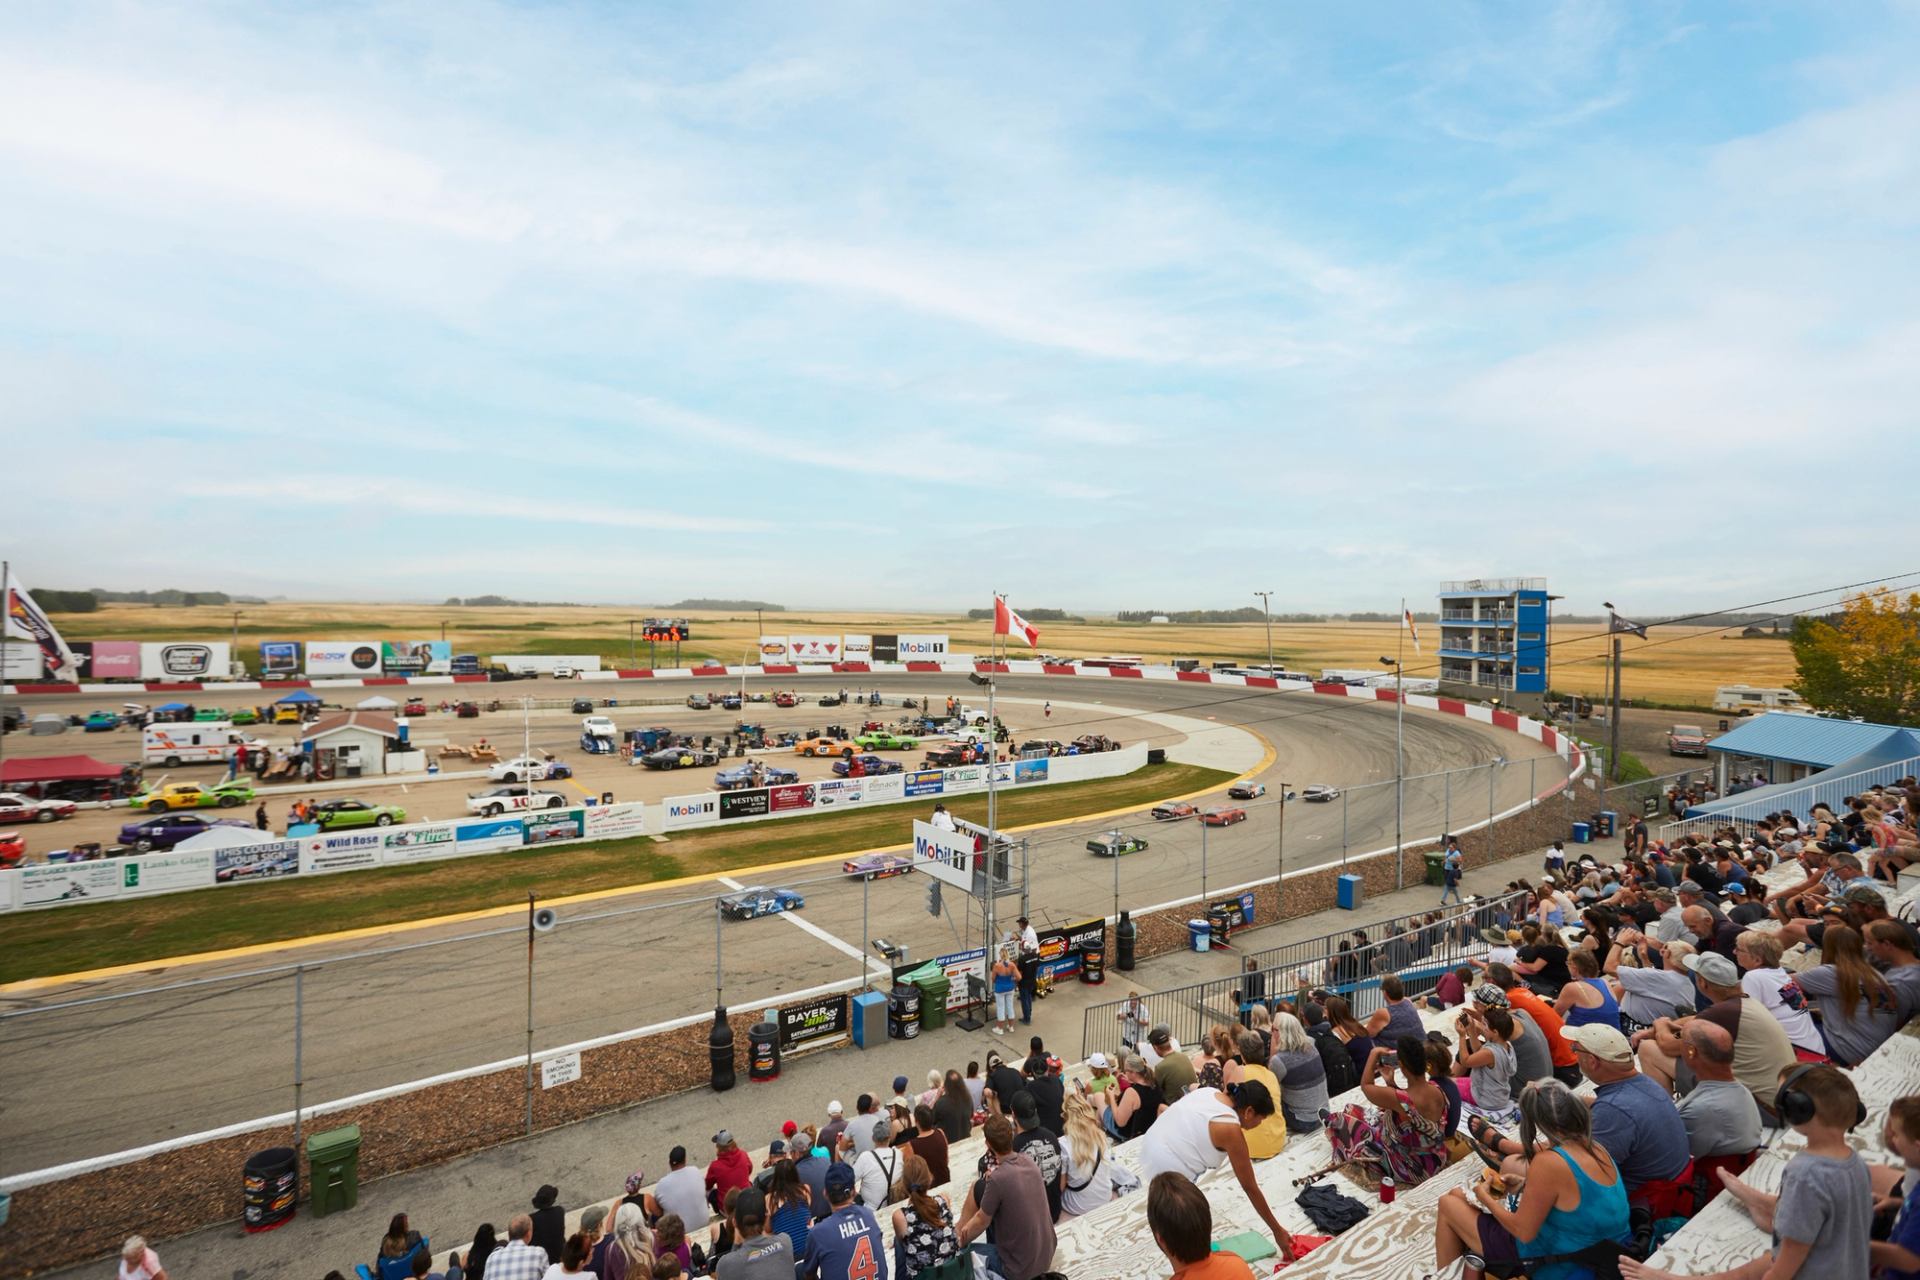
54,603,1797,708
0,762,1231,983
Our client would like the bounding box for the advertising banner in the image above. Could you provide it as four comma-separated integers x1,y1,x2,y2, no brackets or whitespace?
215,840,301,882
1211,891,1258,930
905,769,945,798
302,830,384,874
943,764,986,794
456,817,526,852
662,793,719,831
259,642,301,677
871,634,898,662
813,779,865,809
757,635,789,662
896,634,949,659
119,849,214,895
719,789,769,821
525,809,584,844
0,869,16,912
911,819,977,890
768,784,815,814
141,641,230,681
933,948,988,1010
0,642,42,680
841,634,872,659
1034,917,1107,982
584,802,647,840
787,634,842,661
381,822,458,862
778,993,850,1052
380,640,451,675
863,774,906,803
305,641,383,676
90,640,143,679
20,860,123,906
1015,759,1049,783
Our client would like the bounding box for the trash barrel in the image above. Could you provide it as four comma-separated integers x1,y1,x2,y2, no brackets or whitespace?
1115,911,1136,971
1571,821,1591,844
1597,810,1617,838
1337,873,1364,911
1187,919,1211,953
913,971,950,1033
710,1006,737,1092
305,1125,360,1219
888,982,922,1039
243,1146,298,1233
1424,850,1448,886
747,1021,780,1081
1207,903,1233,949
1081,947,1106,985
852,990,889,1047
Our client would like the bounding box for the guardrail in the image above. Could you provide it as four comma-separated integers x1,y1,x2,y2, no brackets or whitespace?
1079,889,1529,1061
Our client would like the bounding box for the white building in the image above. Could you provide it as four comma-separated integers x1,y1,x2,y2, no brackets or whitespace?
299,711,404,778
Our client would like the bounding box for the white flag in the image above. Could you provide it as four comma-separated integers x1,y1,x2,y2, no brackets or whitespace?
4,575,80,681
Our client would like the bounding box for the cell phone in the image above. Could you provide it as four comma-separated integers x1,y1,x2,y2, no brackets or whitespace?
1380,1051,1398,1068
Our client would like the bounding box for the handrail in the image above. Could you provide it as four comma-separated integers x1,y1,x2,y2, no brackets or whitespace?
1661,753,1920,838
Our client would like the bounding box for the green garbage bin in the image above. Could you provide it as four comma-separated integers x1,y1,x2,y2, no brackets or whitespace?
913,971,950,1033
1424,850,1447,887
306,1124,361,1218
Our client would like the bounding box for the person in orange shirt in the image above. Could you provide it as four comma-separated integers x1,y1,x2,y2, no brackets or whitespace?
1148,1170,1260,1278
1487,962,1583,1087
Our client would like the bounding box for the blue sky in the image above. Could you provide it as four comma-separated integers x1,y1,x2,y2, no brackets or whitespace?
3,2,1918,614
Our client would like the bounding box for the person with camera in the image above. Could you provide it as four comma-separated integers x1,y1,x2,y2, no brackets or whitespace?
1325,1034,1451,1190
1453,1003,1521,1126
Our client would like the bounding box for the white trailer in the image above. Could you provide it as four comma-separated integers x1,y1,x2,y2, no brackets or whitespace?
1712,686,1806,715
143,723,252,767
489,654,605,676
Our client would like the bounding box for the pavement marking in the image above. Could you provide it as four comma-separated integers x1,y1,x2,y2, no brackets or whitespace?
715,875,874,969
2,730,1274,995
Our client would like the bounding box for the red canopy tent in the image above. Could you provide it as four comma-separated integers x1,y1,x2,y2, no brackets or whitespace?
0,755,128,785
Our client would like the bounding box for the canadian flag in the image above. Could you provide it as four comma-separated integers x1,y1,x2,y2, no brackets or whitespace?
994,597,1040,648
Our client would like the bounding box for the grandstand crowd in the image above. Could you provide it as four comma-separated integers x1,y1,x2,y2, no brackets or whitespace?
113,778,1920,1280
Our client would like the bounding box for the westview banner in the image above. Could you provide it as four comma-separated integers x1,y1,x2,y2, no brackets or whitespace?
719,790,769,820
778,992,849,1052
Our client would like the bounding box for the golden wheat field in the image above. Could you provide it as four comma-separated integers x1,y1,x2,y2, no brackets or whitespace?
56,602,1799,708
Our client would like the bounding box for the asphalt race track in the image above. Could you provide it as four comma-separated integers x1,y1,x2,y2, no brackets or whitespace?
0,674,1567,1175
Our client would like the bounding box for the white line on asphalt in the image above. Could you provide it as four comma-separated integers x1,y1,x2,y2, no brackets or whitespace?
715,875,881,974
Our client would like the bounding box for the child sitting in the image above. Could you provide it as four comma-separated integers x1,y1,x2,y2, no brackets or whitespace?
1872,1096,1920,1280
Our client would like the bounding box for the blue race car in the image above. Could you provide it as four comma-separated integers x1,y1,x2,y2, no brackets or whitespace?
831,754,905,777
83,710,121,732
761,764,799,785
118,814,251,852
714,764,759,791
717,886,805,920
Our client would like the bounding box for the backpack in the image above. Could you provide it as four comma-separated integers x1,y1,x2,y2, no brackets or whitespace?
1309,1024,1359,1097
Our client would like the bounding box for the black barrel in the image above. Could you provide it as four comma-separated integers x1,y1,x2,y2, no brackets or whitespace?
709,1007,737,1092
747,1021,780,1081
1081,947,1106,985
888,983,922,1040
1116,911,1137,972
1207,903,1233,948
242,1146,298,1233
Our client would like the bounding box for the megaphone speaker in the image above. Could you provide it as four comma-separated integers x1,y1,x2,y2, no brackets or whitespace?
533,907,559,933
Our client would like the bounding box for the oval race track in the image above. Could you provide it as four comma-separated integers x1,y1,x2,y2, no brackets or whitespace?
0,672,1569,1176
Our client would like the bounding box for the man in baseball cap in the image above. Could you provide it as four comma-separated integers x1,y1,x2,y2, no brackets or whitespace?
1564,1022,1691,1191
1635,951,1795,1111
798,1161,886,1279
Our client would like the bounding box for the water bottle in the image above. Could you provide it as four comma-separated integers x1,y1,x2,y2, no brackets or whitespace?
1380,1175,1396,1204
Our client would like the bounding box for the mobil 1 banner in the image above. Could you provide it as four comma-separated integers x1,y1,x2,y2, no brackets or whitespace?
719,789,769,821
896,633,949,660
778,992,849,1052
663,793,720,830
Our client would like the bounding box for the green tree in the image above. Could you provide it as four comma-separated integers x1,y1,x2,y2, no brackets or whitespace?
1790,588,1920,723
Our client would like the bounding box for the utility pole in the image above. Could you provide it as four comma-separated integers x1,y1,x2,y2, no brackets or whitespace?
629,620,636,669
1380,650,1405,889
1275,780,1288,912
1254,590,1275,676
1603,601,1629,784
231,610,243,675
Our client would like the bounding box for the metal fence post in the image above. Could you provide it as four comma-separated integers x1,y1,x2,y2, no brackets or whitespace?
1444,769,1452,840
1341,791,1349,865
525,893,536,1136
861,871,871,991
1487,762,1497,863
1201,820,1209,906
293,964,305,1147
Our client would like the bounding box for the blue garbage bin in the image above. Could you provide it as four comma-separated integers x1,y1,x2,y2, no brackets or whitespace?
1572,821,1591,844
1337,873,1364,911
1187,919,1211,952
1596,810,1617,838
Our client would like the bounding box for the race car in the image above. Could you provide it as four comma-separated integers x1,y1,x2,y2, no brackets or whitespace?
818,693,847,707
489,756,572,783
640,746,720,770
773,692,799,708
129,781,256,812
83,710,120,732
761,764,799,785
843,852,914,880
1150,801,1198,821
581,716,618,740
686,694,712,710
0,830,23,868
118,813,251,852
1302,785,1341,803
720,694,743,710
854,730,919,751
466,785,569,816
310,799,406,829
229,707,260,725
1200,806,1248,827
1227,781,1267,800
717,886,806,919
922,745,984,767
832,754,905,777
0,792,77,823
404,699,430,716
714,764,759,791
795,737,855,758
1087,831,1150,857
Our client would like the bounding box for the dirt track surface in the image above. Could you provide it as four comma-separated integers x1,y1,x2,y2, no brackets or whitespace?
0,673,1565,1175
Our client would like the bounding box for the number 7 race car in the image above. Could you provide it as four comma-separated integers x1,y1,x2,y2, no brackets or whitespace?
716,886,806,919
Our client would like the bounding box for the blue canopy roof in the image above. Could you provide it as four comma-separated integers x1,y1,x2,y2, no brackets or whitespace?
273,689,322,704
154,701,190,711
1688,724,1920,821
1705,712,1914,769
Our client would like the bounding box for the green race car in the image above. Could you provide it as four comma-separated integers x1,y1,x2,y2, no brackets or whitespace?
311,799,406,828
193,707,227,722
229,707,260,725
128,781,258,812
854,730,919,751
1086,831,1150,858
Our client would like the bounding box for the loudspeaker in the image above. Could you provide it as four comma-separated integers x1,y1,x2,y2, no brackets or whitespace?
532,907,559,933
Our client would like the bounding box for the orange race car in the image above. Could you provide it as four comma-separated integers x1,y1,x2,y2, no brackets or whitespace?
794,737,855,758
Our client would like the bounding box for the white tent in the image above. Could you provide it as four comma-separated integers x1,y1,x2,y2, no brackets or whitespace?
356,695,400,710
175,824,267,852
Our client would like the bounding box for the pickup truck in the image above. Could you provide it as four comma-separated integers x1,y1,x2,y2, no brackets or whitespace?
1667,725,1709,756
467,785,569,816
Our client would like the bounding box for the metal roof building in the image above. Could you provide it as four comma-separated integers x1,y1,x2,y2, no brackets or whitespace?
1687,711,1920,821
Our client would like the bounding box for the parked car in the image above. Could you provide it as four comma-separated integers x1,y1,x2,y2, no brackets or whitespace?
720,693,743,710
641,746,720,770
489,756,571,783
1228,781,1267,800
128,781,255,812
456,701,481,718
1200,806,1248,826
0,830,24,868
794,737,855,758
761,764,799,785
818,693,847,707
1150,801,1198,821
404,699,430,716
1667,725,1709,757
1087,831,1149,857
311,799,407,828
843,852,914,880
1303,785,1341,802
229,707,260,725
570,698,595,715
832,754,904,777
552,665,576,679
686,694,712,710
714,764,759,791
855,730,919,751
80,710,119,732
118,813,251,852
717,886,805,920
923,745,984,767
0,792,77,823
773,691,799,708
1019,739,1067,757
581,716,618,740
466,785,568,816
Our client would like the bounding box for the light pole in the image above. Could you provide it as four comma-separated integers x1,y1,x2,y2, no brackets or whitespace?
1254,591,1275,676
629,620,637,670
1275,779,1289,910
231,610,243,675
1380,655,1405,889
1603,601,1623,783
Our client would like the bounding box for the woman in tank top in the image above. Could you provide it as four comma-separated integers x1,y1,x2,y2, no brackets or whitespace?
1554,950,1621,1030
